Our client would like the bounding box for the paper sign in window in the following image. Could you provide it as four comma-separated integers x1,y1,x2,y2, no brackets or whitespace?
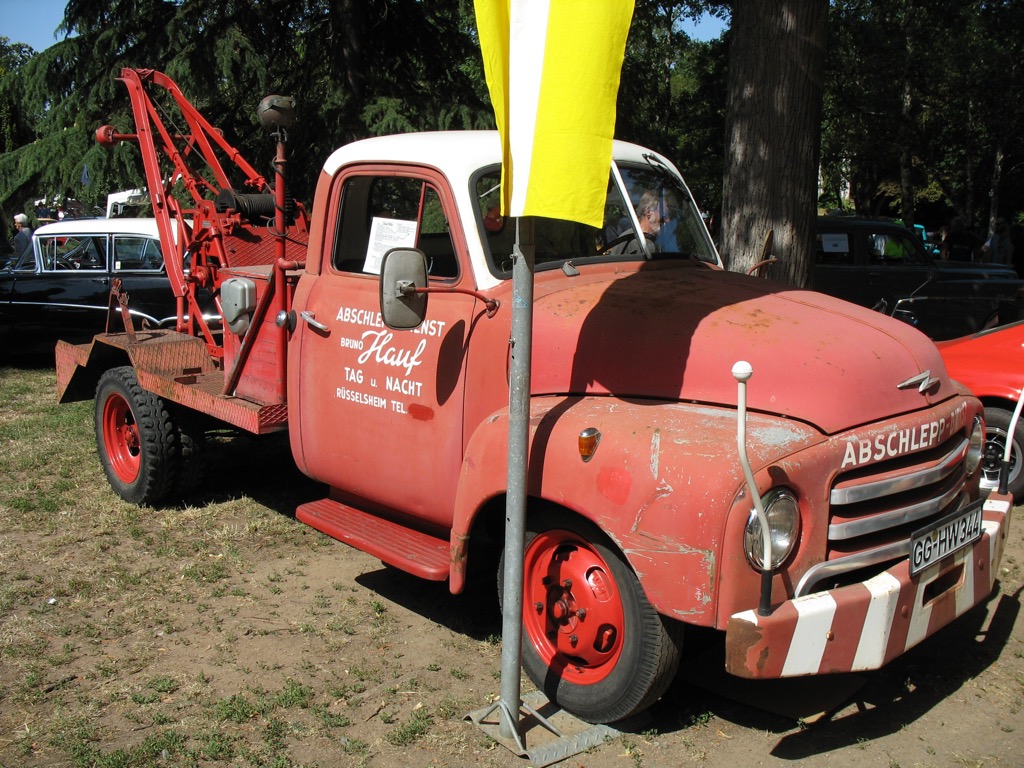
364,217,418,275
821,234,849,253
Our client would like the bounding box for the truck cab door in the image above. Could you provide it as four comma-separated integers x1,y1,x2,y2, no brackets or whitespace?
291,167,478,529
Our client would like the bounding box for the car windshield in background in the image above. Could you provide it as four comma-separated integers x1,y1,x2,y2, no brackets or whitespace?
475,163,717,275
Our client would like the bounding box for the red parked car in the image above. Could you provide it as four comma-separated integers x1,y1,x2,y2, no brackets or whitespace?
937,321,1024,500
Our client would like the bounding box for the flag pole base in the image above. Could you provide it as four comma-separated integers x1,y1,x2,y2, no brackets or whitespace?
466,691,619,767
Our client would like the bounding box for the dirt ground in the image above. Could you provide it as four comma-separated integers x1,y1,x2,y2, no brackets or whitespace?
1,363,1022,768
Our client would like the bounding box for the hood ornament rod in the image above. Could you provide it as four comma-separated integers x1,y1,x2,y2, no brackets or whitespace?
733,361,774,616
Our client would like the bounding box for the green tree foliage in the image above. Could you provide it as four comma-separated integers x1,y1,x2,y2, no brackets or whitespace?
823,0,1024,231
1,36,42,214
0,0,493,215
617,2,728,217
2,0,730,224
669,35,728,217
12,0,1015,286
0,37,35,154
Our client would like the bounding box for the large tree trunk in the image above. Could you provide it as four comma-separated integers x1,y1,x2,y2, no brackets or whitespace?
989,143,1005,234
899,81,915,226
719,0,828,286
898,0,916,226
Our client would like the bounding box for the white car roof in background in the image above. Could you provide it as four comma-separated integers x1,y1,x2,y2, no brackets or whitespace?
34,218,163,238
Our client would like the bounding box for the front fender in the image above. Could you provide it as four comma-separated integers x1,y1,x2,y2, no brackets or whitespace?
451,395,821,622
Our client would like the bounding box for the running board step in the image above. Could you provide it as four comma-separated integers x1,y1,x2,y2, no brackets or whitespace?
296,498,450,581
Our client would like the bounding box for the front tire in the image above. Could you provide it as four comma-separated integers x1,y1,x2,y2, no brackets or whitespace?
503,511,683,723
981,405,1024,502
95,366,178,505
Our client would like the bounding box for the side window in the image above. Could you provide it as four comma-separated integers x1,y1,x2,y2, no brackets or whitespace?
114,236,163,272
418,187,458,278
16,242,38,271
477,171,515,270
39,235,107,271
38,237,58,270
331,175,458,279
896,233,926,265
475,168,602,270
868,231,925,265
816,232,854,265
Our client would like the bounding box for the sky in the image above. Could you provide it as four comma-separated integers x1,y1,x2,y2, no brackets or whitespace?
1,2,727,54
0,0,71,52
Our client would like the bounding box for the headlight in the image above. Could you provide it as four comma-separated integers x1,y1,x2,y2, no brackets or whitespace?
965,416,984,476
743,488,801,570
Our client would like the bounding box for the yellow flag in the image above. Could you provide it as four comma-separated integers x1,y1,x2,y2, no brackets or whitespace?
474,0,635,228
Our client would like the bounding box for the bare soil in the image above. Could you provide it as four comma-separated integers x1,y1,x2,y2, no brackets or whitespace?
1,362,1022,768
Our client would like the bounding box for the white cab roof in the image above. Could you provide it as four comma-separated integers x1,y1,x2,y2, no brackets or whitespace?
321,131,688,289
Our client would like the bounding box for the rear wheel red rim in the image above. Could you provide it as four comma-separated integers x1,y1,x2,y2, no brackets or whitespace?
102,392,141,484
522,530,625,685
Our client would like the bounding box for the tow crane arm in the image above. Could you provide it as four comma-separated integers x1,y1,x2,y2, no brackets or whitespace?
95,67,309,358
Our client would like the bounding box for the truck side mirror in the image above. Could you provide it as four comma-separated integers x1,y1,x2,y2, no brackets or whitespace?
380,247,428,330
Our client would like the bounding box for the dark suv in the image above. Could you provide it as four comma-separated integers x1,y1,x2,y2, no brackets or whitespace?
813,216,1024,340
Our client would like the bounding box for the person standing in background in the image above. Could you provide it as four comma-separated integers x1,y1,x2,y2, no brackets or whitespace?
982,218,1014,267
12,213,33,259
940,217,982,261
0,206,13,267
1008,222,1024,277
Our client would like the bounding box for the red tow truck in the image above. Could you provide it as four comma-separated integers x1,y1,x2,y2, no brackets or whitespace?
56,69,1011,724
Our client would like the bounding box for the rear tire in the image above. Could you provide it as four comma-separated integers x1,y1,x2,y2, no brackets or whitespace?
173,407,208,498
95,366,178,505
981,406,1024,502
501,510,683,723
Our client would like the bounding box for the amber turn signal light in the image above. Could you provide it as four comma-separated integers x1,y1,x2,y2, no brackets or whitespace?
578,427,601,462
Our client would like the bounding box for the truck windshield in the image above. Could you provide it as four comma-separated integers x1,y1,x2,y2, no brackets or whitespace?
475,163,718,275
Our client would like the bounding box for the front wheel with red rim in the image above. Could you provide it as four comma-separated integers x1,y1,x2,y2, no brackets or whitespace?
94,366,178,506
506,511,683,723
981,406,1024,502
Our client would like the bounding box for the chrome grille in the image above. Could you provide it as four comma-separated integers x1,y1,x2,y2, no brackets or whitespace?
795,435,969,596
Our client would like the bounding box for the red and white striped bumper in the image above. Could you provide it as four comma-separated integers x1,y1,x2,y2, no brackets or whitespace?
725,495,1012,679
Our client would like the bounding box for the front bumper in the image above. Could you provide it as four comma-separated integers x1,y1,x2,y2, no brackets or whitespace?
725,494,1012,679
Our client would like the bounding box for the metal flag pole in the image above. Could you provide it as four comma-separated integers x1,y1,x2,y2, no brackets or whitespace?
467,219,615,764
478,217,562,748
468,3,635,760
497,216,535,745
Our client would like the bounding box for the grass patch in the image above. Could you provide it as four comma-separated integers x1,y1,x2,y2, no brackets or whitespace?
385,707,433,746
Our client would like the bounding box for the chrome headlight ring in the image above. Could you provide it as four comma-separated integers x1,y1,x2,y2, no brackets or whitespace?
743,488,801,570
965,415,984,476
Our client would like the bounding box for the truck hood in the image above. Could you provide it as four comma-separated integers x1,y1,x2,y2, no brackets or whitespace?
529,262,958,435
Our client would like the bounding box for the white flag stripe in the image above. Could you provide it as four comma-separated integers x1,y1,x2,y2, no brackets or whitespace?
508,0,550,216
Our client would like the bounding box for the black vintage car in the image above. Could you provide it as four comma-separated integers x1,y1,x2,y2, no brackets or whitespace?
813,216,1024,340
0,217,213,356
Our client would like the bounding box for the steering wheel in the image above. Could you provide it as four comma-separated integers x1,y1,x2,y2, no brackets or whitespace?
599,232,639,255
